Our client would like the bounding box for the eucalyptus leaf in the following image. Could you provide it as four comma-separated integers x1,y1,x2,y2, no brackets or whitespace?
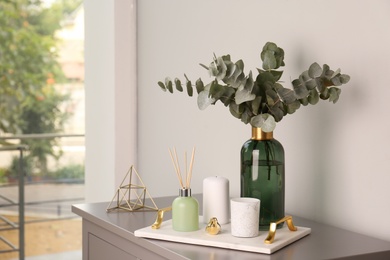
271,70,283,81
158,81,166,92
261,42,285,69
307,89,319,105
197,90,215,110
299,97,309,106
340,74,351,84
320,88,330,100
300,71,311,82
229,101,243,119
265,88,278,100
245,71,254,88
250,114,265,128
235,59,244,71
209,61,219,77
331,68,341,78
225,62,236,79
186,80,193,96
228,68,244,88
262,51,277,70
235,72,255,102
273,82,283,91
266,94,276,106
256,71,277,85
324,68,334,79
174,78,183,92
322,64,330,75
286,100,301,114
305,79,318,90
316,79,325,92
216,56,227,81
230,64,243,83
219,87,235,106
195,78,204,94
269,106,285,122
235,87,256,104
250,114,276,132
331,76,342,86
209,81,225,100
308,62,323,78
241,109,251,124
251,96,263,115
277,87,295,104
222,54,231,62
165,77,173,93
328,87,341,103
292,79,309,98
244,71,254,91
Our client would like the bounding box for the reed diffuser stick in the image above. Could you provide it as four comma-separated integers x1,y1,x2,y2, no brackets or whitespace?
168,148,184,188
173,147,183,185
187,147,196,189
185,151,188,189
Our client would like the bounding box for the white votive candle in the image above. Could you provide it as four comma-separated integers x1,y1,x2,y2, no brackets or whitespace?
203,176,230,224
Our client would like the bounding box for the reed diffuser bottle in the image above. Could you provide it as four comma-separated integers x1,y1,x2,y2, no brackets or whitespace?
169,147,199,232
172,188,199,231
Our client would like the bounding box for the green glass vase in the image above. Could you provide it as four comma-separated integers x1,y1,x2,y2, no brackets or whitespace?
240,127,285,230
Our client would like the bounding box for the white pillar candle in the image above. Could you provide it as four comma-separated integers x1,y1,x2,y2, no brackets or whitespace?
202,176,230,224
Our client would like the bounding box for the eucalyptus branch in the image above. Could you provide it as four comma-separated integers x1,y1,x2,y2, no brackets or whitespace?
158,42,350,132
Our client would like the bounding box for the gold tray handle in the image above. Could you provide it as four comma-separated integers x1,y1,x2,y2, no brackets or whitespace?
264,216,297,244
151,207,172,229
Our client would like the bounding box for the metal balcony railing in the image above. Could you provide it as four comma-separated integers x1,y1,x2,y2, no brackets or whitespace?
0,145,27,259
0,133,84,260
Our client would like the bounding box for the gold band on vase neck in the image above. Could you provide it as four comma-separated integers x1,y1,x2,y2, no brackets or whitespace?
251,127,273,140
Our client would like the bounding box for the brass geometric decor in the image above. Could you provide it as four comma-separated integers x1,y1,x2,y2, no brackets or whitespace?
106,165,159,212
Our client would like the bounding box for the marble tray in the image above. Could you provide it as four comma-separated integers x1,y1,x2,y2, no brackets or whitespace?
134,217,311,254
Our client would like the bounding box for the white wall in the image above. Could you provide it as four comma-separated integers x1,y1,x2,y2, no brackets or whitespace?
137,0,390,242
84,0,137,202
85,0,390,242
